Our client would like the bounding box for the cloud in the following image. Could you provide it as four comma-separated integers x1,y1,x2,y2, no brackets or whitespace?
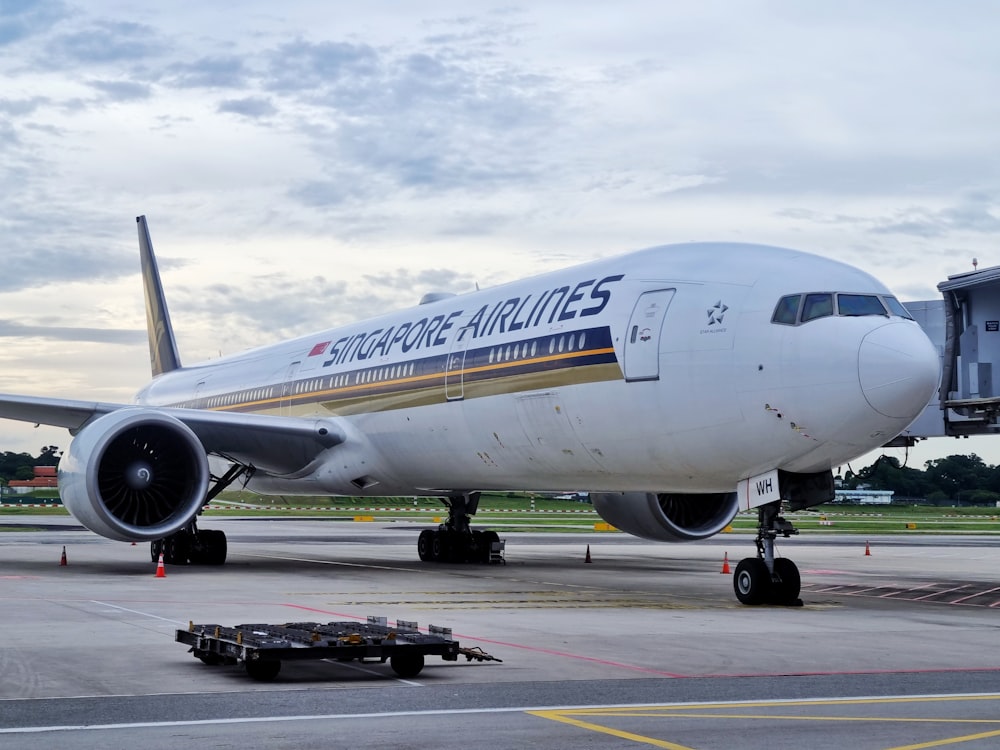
44,20,165,65
263,40,379,93
0,0,67,47
218,96,275,118
871,194,1000,238
88,79,151,101
0,96,49,115
0,319,144,344
166,56,249,89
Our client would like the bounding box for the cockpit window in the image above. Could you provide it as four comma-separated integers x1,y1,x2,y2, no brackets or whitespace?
773,291,915,325
771,295,801,325
837,294,887,317
882,296,913,320
801,293,834,322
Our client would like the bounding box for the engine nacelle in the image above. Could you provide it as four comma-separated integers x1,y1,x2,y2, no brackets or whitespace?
590,491,739,542
58,409,210,542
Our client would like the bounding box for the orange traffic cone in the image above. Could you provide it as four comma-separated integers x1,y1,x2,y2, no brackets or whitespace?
584,544,592,563
720,552,730,574
59,546,67,566
864,540,871,556
155,552,167,578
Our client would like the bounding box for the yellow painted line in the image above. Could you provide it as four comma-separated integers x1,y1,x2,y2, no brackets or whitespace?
531,696,1000,750
528,710,695,750
887,729,1000,749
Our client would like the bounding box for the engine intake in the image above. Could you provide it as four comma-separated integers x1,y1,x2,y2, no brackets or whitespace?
590,491,739,542
58,409,210,542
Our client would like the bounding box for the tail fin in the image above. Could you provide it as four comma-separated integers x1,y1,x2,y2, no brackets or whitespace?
137,215,182,376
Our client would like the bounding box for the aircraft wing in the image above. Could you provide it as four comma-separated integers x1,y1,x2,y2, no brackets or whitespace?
0,394,345,475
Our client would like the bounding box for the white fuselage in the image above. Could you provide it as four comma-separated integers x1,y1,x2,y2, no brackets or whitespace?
135,242,940,497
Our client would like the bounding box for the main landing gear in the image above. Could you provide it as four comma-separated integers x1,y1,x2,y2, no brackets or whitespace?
417,492,499,564
150,463,253,566
733,500,802,606
151,520,228,566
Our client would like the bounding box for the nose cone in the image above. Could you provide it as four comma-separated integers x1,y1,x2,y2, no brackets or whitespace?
858,322,940,419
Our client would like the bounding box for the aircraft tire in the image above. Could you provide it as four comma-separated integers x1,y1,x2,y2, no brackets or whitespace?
431,531,448,562
195,529,228,565
734,558,771,605
164,531,191,565
770,558,801,605
417,530,435,561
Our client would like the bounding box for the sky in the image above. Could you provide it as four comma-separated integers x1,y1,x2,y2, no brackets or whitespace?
1,1,999,471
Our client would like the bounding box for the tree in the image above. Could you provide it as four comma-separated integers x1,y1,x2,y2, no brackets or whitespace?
924,454,991,500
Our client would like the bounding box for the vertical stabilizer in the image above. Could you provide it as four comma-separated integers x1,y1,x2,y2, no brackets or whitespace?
137,215,182,376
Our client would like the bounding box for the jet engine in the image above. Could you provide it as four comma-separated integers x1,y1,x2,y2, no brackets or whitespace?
58,409,210,542
590,491,739,542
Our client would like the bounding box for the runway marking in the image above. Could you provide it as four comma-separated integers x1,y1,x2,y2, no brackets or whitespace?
529,694,1000,750
91,601,186,625
801,580,1000,608
8,694,997,745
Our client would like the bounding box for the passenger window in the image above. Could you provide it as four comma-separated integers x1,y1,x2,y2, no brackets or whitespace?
837,294,887,317
801,293,834,322
772,295,801,325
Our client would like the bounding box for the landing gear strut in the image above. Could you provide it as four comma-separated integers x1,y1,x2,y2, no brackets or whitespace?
733,500,801,606
417,492,499,564
150,462,253,566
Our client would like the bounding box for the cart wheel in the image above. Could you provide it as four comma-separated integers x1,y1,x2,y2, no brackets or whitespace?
197,651,224,666
389,652,424,678
245,658,281,681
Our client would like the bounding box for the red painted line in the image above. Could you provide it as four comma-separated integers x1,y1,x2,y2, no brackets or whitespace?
949,586,1000,605
278,603,686,678
879,582,936,598
913,584,969,601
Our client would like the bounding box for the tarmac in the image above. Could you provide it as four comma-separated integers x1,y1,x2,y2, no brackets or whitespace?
1,515,999,749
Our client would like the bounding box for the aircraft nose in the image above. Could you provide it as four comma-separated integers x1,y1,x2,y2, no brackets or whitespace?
858,322,940,419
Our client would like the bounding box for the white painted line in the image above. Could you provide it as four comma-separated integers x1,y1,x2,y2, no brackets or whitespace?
3,693,999,735
91,601,186,626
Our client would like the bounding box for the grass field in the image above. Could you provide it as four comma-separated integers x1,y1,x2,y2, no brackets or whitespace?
3,492,1000,534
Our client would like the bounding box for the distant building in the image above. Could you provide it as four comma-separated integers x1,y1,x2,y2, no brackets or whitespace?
7,466,58,495
833,488,894,505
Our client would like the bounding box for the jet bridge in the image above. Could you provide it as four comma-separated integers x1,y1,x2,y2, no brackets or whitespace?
900,263,1000,441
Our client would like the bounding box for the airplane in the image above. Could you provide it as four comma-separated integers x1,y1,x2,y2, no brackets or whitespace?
0,216,940,605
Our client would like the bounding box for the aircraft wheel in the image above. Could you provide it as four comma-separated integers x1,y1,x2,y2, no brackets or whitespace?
431,531,448,562
417,530,435,562
734,558,771,605
192,529,227,565
770,558,801,605
164,531,191,565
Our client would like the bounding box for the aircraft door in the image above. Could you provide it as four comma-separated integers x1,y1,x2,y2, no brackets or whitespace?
281,360,300,415
624,289,675,381
445,326,473,401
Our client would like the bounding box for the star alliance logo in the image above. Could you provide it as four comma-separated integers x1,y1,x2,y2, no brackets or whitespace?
707,300,728,325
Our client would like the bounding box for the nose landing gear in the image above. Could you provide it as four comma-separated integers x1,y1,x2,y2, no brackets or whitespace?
733,500,802,606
